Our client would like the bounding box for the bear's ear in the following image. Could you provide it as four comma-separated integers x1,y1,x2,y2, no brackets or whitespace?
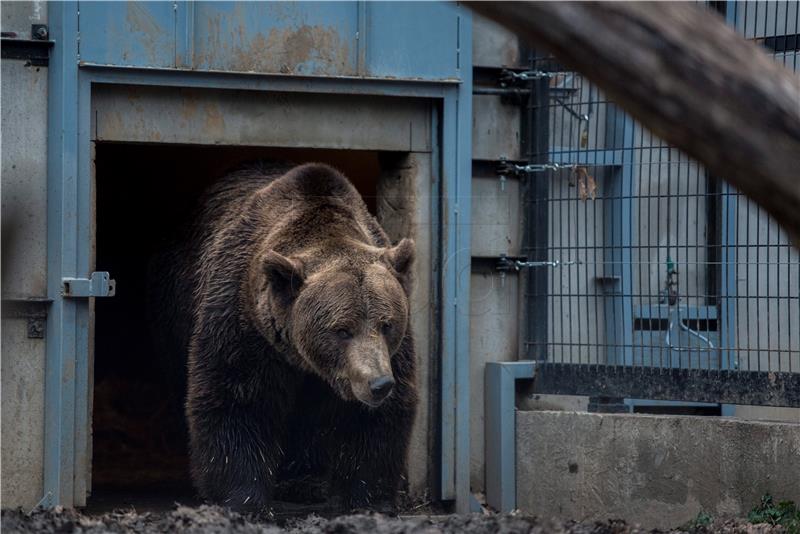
384,238,415,291
262,250,305,304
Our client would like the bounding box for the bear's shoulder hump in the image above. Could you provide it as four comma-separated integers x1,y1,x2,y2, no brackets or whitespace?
281,163,357,200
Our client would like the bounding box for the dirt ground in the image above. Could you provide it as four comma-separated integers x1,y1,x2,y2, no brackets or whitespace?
1,506,788,534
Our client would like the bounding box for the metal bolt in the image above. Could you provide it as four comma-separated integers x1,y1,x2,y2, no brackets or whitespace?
32,24,48,40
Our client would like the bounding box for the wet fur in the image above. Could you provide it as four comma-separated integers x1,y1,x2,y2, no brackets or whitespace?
151,162,417,510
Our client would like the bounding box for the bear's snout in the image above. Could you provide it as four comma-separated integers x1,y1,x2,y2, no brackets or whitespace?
369,375,395,402
344,336,395,408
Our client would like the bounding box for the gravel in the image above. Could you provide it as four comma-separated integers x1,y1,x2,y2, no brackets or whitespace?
1,505,789,534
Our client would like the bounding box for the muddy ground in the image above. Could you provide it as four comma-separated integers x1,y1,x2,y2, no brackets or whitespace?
1,506,787,534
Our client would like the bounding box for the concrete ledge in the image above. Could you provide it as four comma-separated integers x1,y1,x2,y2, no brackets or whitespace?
516,411,800,529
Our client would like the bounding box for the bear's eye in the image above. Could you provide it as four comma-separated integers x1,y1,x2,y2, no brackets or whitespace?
381,322,392,336
336,328,353,340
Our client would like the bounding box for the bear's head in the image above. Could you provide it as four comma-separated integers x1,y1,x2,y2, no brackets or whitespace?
251,238,414,408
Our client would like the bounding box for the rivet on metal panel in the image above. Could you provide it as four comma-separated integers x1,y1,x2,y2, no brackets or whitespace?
32,25,49,41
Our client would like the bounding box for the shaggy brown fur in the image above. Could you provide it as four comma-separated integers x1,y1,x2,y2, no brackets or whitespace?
151,162,417,511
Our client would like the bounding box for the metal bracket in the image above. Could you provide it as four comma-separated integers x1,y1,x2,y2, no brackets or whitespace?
495,253,580,289
31,24,49,41
62,272,116,298
499,68,571,86
485,361,537,512
496,253,580,272
497,156,572,177
1,25,53,66
1,298,51,338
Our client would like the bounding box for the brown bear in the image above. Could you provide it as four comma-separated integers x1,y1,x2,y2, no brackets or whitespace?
153,162,417,510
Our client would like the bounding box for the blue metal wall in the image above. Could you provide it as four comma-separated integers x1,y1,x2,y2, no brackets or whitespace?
76,1,462,80
44,1,473,512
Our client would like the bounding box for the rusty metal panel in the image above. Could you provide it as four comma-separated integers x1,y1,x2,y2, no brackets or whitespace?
76,1,464,80
192,2,358,75
472,94,520,161
91,84,432,152
79,2,177,68
1,59,48,298
472,13,522,68
364,2,461,79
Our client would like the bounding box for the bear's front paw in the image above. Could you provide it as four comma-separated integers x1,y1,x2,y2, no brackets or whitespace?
274,476,329,504
217,487,271,513
338,479,394,512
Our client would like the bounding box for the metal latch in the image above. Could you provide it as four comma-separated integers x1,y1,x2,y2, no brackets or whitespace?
494,254,581,288
496,254,580,272
497,157,566,192
62,272,116,298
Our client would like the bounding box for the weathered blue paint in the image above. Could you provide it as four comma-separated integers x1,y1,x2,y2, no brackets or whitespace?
719,1,739,374
439,94,457,503
363,2,461,79
80,63,456,97
454,15,473,513
44,0,81,507
76,1,463,81
720,184,738,371
437,10,472,512
73,73,95,505
600,110,634,366
174,2,195,69
485,361,536,512
79,2,177,68
43,0,473,510
192,2,359,75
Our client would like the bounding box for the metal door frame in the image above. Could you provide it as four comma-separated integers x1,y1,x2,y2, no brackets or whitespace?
44,2,473,511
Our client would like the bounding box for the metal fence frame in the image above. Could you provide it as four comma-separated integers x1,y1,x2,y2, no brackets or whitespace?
487,0,799,511
516,0,799,408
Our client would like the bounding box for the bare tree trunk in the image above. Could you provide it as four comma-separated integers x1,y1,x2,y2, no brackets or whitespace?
470,1,800,244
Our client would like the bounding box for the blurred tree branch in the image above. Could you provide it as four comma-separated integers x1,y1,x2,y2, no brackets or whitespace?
470,1,800,245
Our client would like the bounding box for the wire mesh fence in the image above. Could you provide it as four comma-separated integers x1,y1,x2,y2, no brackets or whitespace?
522,1,800,404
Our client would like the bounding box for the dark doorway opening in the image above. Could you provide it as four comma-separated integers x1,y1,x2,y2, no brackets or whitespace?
90,143,388,511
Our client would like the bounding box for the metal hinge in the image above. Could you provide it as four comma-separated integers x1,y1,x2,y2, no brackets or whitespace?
62,272,116,298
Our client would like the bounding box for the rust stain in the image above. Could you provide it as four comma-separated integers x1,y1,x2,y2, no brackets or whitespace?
220,24,350,75
125,3,163,65
199,14,223,68
147,129,162,142
180,95,199,122
203,103,226,135
98,111,125,141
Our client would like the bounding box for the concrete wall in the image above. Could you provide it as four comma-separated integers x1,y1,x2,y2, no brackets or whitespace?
1,1,49,510
469,14,525,494
516,411,800,529
377,153,434,498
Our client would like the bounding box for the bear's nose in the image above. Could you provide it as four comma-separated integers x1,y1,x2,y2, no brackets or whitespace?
369,375,395,401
